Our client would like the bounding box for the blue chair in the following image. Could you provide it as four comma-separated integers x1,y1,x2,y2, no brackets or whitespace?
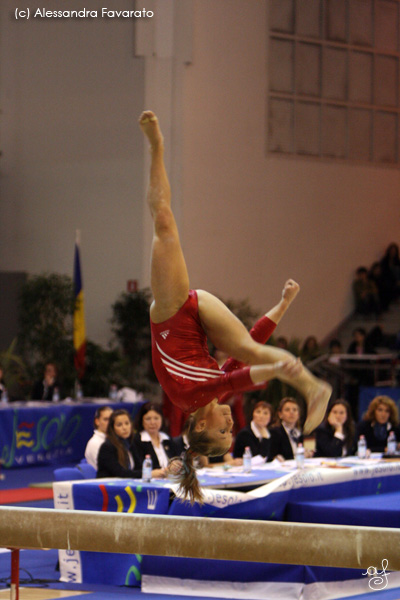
77,463,97,479
53,467,85,482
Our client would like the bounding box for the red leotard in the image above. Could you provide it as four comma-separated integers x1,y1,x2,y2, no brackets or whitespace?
150,290,276,413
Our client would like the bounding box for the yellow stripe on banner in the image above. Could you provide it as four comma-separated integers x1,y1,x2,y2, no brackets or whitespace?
73,290,86,349
115,495,124,512
125,486,137,513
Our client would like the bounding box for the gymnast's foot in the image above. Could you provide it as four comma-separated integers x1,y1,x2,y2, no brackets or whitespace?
139,110,163,148
303,380,332,435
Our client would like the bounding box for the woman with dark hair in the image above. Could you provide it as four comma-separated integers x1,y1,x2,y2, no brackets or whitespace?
233,401,273,460
138,110,331,503
357,395,400,453
134,402,178,478
97,409,142,478
315,400,355,457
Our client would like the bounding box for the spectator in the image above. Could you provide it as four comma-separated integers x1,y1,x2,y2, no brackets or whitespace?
301,336,320,362
315,399,356,457
233,400,273,461
0,365,7,402
134,402,178,478
369,262,389,311
328,339,342,355
380,243,400,305
347,328,375,357
84,406,113,469
352,267,380,318
97,409,142,478
346,327,376,417
357,395,400,453
269,397,307,461
276,336,289,350
31,363,63,401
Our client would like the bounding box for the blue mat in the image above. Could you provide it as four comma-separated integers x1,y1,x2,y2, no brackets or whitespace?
0,463,75,490
287,491,400,527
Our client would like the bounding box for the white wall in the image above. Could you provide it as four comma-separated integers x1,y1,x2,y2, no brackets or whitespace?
0,0,146,346
1,0,399,348
178,0,400,341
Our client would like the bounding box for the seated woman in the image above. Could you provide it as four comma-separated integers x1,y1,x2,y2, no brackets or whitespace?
315,399,356,458
357,395,400,453
233,400,273,461
97,409,142,478
269,397,305,461
134,402,178,478
85,406,113,469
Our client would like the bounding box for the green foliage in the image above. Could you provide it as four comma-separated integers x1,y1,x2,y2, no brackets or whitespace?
0,338,27,400
18,273,75,375
79,341,120,397
111,288,154,386
16,272,123,399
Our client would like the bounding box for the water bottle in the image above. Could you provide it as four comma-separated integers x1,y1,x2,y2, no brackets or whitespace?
243,446,252,473
387,431,397,455
296,443,305,469
357,435,367,459
109,384,118,402
76,384,83,401
142,454,153,482
52,387,60,403
1,388,8,405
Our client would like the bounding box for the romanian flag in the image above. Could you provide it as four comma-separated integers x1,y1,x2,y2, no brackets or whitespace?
73,231,86,379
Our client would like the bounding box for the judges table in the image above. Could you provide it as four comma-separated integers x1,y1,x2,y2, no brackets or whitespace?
53,457,400,595
0,400,144,469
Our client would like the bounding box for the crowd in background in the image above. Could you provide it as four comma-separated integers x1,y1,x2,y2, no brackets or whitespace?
81,391,400,482
2,242,400,479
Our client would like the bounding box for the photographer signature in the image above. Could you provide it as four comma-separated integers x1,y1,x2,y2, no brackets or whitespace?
362,559,390,591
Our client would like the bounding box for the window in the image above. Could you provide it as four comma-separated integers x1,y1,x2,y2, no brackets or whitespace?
268,0,400,164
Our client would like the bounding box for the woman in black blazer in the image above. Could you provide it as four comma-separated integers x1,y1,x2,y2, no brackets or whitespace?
133,402,178,477
357,395,400,453
97,409,142,478
233,401,273,460
269,397,303,461
315,399,356,457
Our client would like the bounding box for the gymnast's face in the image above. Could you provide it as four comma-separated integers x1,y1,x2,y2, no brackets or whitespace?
205,402,234,444
113,414,132,439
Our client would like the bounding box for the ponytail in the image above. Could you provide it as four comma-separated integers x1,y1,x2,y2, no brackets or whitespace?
169,415,231,505
170,449,204,505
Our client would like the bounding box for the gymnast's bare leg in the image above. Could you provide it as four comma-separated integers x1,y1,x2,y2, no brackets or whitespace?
139,110,331,434
139,111,189,324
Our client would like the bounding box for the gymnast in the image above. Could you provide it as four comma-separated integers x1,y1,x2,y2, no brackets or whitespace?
139,110,331,502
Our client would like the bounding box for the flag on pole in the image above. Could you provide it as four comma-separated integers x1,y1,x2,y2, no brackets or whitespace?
73,231,86,379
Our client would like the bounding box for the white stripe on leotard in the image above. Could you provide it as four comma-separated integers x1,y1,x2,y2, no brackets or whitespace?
156,342,223,381
161,358,222,382
165,366,209,381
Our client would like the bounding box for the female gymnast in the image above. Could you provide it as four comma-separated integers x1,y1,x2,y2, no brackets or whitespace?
139,110,331,502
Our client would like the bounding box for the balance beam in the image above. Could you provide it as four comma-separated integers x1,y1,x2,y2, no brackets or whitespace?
0,506,399,570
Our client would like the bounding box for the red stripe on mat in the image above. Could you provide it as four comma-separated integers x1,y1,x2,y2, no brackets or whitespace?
0,488,53,504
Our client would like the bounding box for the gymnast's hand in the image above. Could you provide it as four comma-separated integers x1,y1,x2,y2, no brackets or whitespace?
274,357,302,378
282,279,300,305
